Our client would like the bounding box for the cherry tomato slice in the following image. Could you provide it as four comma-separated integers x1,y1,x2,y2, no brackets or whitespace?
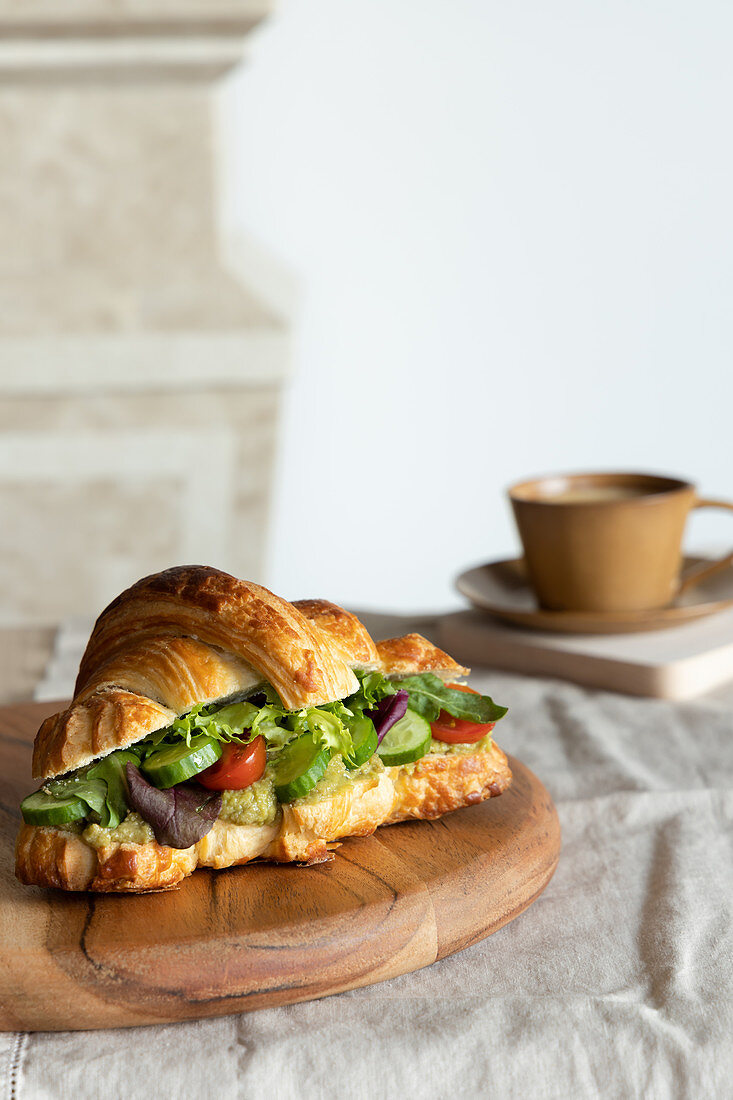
430,683,495,744
198,735,266,791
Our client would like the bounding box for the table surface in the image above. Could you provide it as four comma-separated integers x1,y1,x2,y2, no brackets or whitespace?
2,620,732,1100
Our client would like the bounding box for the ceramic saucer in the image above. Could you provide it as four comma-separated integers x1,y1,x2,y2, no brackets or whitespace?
455,556,733,635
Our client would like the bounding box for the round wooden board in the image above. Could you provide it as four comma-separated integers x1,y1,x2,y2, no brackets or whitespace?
0,702,561,1032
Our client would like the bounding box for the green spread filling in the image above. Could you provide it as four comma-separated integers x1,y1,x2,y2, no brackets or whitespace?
428,733,494,755
83,812,154,849
294,753,385,806
219,774,279,827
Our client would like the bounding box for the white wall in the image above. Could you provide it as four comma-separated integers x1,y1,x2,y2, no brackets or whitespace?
219,0,733,611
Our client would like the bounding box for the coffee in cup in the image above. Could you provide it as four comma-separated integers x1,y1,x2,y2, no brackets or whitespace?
508,472,733,613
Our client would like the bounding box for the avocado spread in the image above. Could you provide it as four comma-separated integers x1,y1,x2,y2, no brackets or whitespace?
83,812,154,849
294,752,385,806
220,774,278,827
428,733,494,756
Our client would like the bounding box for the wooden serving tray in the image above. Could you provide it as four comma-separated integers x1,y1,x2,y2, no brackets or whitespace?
0,702,560,1032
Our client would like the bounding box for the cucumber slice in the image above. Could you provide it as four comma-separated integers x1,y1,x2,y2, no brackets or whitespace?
376,709,431,766
271,733,331,802
21,788,87,828
141,734,222,789
345,716,378,769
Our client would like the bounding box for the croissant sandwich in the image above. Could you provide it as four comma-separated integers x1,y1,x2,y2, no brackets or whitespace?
15,566,511,893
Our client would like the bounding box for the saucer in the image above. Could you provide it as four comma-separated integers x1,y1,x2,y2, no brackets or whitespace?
455,556,733,635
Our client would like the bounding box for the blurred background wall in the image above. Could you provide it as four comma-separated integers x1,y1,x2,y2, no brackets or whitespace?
1,0,731,629
0,1,288,628
221,0,733,611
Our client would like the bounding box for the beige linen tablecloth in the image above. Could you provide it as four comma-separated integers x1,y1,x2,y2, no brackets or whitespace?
2,629,732,1099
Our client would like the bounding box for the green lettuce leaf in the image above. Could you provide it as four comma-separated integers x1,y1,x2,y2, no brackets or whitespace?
248,705,296,749
46,774,107,818
165,700,260,746
298,706,354,759
45,748,143,828
390,673,508,724
87,750,142,826
148,692,358,761
349,670,396,712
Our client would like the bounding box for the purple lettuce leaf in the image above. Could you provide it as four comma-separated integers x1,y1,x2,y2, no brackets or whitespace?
366,689,409,745
125,764,221,849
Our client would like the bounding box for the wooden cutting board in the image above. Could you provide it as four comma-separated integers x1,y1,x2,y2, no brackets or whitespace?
0,702,560,1032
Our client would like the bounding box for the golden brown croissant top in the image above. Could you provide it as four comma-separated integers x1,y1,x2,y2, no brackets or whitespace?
75,567,360,707
33,566,469,779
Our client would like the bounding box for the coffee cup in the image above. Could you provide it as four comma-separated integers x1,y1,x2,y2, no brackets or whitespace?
508,471,733,613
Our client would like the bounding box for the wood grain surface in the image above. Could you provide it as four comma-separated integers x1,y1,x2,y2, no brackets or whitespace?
0,702,561,1032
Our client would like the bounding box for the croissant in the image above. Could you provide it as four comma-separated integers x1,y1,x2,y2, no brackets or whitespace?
16,566,511,892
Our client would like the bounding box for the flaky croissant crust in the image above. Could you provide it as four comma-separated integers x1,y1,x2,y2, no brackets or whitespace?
33,566,469,779
75,567,362,709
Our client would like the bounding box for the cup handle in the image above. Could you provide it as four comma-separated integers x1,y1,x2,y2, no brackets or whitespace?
676,497,733,595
